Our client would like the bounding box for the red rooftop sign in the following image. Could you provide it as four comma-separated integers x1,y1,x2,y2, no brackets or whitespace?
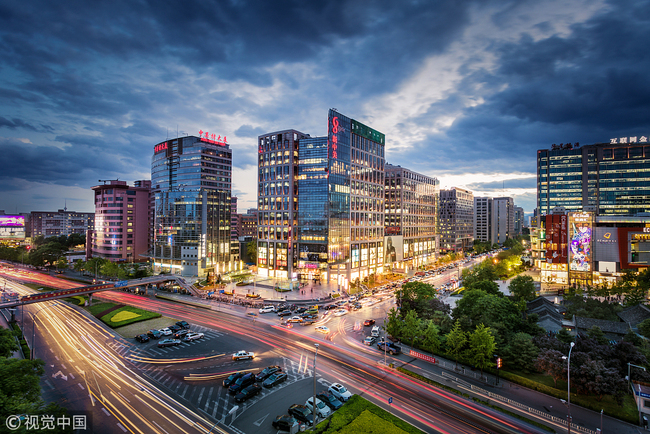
199,130,228,146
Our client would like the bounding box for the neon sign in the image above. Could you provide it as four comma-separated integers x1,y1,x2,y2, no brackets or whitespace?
610,136,648,144
198,130,228,146
330,117,339,159
154,142,168,153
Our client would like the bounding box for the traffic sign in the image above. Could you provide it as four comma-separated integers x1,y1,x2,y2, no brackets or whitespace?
114,281,128,288
388,397,393,404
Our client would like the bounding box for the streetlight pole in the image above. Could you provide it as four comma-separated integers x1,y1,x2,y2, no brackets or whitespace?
313,343,319,427
628,362,647,427
562,341,575,434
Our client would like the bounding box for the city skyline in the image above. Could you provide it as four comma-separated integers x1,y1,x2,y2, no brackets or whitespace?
2,0,649,215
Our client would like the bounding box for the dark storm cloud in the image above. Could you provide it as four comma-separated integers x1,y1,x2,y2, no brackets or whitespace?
235,125,267,138
0,117,38,131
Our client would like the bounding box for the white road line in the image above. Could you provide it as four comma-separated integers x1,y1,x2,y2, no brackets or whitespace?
181,384,189,398
204,387,214,411
197,387,206,405
77,383,85,390
102,408,111,417
152,420,170,434
116,422,127,432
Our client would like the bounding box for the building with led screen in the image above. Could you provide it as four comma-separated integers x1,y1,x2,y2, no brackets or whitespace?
150,134,234,278
0,215,26,240
537,137,650,216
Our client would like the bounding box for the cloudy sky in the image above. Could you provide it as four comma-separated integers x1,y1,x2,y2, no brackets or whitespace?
1,0,649,216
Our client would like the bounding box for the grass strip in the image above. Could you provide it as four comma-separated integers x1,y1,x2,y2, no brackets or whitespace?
99,305,161,328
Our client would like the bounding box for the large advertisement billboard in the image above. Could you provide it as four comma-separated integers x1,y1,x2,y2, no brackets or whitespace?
545,214,567,263
0,216,25,227
594,227,620,263
568,212,593,272
384,235,403,264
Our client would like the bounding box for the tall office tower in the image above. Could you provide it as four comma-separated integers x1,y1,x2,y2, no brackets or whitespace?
474,197,492,243
537,139,650,216
230,197,240,263
439,188,474,253
241,209,258,238
91,180,150,262
493,197,515,244
150,134,233,278
257,129,311,279
514,206,525,235
30,210,94,238
134,179,154,254
384,164,439,268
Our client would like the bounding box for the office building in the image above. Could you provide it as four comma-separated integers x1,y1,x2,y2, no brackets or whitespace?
474,197,492,244
514,206,525,235
150,134,234,278
30,210,94,238
493,197,515,244
241,209,258,238
439,188,473,253
90,180,151,262
537,139,650,216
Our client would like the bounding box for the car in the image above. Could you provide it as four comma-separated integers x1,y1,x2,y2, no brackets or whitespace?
229,372,256,395
377,341,402,355
174,329,189,339
169,324,182,333
184,332,204,342
363,319,376,327
176,320,190,329
324,304,338,310
287,316,303,323
263,372,288,388
158,338,181,348
158,327,172,336
306,396,331,418
234,383,262,402
222,372,244,387
232,350,255,361
315,326,329,334
259,305,276,314
256,365,282,382
134,334,149,343
306,308,318,315
316,391,343,410
272,415,297,431
295,307,307,314
147,329,162,339
328,383,352,402
363,336,377,346
334,309,347,317
288,404,314,426
277,310,292,317
301,318,316,325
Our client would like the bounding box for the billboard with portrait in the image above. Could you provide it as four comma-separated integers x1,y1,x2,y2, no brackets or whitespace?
568,213,593,272
384,235,403,264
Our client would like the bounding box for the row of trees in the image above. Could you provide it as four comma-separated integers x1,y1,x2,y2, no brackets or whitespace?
0,234,85,268
72,257,151,280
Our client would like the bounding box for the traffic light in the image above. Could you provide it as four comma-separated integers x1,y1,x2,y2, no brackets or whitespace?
496,357,502,369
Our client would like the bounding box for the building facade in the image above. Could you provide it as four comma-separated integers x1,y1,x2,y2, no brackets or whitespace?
150,134,234,278
439,188,473,253
241,209,258,238
493,197,515,244
30,210,94,238
91,180,151,262
514,206,525,236
537,139,650,216
474,197,492,244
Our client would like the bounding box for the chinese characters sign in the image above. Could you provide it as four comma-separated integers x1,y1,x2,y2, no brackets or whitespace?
198,130,227,146
610,136,648,144
330,116,340,160
154,142,168,154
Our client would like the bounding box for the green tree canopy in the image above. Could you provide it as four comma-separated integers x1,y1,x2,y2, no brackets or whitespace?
446,320,467,368
502,332,539,373
467,323,496,375
508,275,537,302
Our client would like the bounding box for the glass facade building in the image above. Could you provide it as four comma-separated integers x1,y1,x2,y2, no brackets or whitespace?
150,135,233,278
439,188,472,253
537,140,650,216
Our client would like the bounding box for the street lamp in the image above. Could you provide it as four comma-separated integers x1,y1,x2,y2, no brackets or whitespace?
313,343,319,426
561,341,575,434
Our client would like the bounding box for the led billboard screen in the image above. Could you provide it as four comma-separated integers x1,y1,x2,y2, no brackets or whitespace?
0,216,25,227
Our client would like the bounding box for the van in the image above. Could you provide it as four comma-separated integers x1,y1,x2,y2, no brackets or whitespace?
371,326,380,337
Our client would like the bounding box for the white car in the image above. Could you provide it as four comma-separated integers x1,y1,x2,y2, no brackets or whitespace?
159,328,172,336
259,305,276,314
315,326,329,334
306,396,331,418
328,382,352,402
334,309,347,317
232,350,255,361
184,332,204,342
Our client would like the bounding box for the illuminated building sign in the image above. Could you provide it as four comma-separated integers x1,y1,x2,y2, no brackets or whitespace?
568,212,593,272
610,136,648,144
544,214,567,264
329,116,341,160
0,216,25,227
198,130,228,146
633,234,650,241
154,142,168,153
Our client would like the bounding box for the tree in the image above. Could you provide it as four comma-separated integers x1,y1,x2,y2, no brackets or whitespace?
246,241,258,265
446,320,467,368
502,332,539,373
73,259,85,275
535,349,566,387
56,256,68,271
421,320,441,355
403,310,421,349
397,281,439,318
572,357,625,401
461,261,498,288
467,280,501,296
638,318,650,339
0,327,18,358
508,275,537,302
468,323,496,375
586,326,608,346
385,308,402,340
556,328,574,344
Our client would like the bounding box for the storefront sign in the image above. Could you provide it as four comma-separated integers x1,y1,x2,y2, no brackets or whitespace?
198,130,228,146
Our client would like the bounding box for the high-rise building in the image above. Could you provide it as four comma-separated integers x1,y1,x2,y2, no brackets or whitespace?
514,206,525,235
493,197,515,244
150,134,234,278
241,209,258,238
439,188,473,253
91,180,151,262
537,139,650,216
474,197,492,243
30,210,94,238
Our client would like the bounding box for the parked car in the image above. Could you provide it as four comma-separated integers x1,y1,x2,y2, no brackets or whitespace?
174,329,189,339
377,341,402,355
147,329,162,339
176,320,190,329
158,328,172,336
229,372,255,395
363,336,377,346
328,383,352,402
256,365,282,382
223,372,244,387
324,304,338,310
288,404,314,426
316,391,343,410
277,310,292,317
259,305,276,314
232,350,255,361
234,383,262,402
333,309,347,317
134,334,149,343
158,338,181,348
169,324,182,333
287,316,303,323
184,332,204,342
272,415,297,431
315,326,329,334
263,372,288,388
363,319,376,326
306,397,331,418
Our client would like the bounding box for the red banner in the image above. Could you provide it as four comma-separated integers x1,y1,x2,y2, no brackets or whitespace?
409,349,436,364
